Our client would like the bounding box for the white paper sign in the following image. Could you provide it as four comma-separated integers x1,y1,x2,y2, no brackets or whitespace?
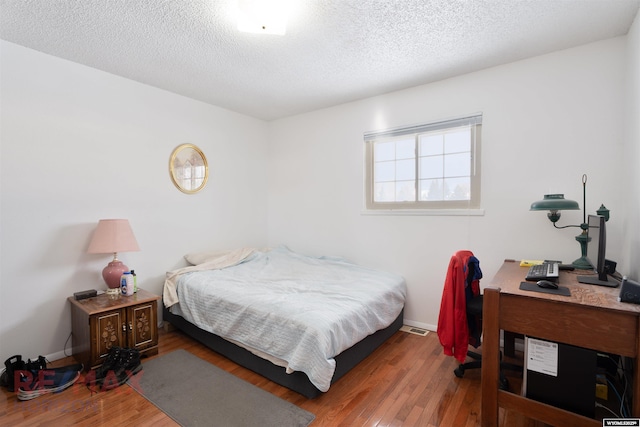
526,337,558,377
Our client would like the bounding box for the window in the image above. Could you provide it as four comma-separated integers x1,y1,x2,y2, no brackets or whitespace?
364,114,482,210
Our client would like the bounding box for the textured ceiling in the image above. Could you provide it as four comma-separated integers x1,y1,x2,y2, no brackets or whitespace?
1,0,639,121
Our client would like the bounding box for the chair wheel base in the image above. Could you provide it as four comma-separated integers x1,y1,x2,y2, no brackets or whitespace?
454,365,465,378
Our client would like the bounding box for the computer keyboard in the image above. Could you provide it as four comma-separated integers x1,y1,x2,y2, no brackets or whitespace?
525,262,559,281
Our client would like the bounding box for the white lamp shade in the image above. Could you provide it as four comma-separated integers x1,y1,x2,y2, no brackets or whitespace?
87,219,140,254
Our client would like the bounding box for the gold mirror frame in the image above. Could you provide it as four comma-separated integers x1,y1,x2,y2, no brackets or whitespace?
169,144,209,194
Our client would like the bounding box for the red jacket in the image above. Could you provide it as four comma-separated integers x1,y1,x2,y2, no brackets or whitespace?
437,250,481,363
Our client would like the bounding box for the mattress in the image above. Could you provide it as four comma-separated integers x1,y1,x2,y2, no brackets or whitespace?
166,246,406,392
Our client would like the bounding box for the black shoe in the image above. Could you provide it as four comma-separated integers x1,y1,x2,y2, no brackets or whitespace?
102,348,142,391
119,348,141,372
1,355,26,392
93,346,124,382
26,356,48,372
88,348,142,391
85,346,124,392
1,355,48,392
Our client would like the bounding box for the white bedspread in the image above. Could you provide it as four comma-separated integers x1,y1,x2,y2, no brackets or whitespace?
170,246,406,392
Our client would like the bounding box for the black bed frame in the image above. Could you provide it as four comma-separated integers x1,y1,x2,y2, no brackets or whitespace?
162,304,404,398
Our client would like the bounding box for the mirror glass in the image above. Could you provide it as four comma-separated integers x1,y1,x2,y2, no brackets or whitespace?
169,144,209,194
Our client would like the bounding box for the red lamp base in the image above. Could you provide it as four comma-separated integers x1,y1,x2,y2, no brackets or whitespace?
102,260,129,292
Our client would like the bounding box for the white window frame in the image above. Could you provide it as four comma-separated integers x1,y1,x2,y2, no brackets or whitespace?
364,113,482,212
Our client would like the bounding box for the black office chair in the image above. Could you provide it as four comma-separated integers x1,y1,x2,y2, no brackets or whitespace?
452,293,484,378
437,250,519,390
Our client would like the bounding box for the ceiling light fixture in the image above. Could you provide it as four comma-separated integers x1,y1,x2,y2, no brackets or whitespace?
236,0,290,35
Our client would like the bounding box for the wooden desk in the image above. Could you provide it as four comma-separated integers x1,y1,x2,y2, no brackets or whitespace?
481,260,640,427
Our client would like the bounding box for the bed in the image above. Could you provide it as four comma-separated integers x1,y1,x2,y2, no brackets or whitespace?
162,246,406,398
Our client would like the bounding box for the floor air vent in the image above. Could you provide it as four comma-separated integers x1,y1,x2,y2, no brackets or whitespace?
400,325,429,336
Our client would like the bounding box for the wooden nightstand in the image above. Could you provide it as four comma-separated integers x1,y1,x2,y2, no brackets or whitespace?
68,289,160,370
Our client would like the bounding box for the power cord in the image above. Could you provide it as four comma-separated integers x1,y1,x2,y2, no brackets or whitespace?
595,401,620,418
606,378,629,418
63,332,72,357
595,353,631,418
615,355,631,418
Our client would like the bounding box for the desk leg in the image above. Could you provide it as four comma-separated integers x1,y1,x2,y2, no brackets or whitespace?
503,331,517,358
481,287,501,427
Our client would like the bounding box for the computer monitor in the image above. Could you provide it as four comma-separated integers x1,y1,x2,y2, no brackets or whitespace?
577,215,618,287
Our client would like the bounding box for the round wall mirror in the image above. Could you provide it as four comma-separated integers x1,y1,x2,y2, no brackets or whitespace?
169,144,209,194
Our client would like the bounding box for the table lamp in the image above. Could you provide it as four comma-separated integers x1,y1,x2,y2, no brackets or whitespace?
530,174,609,269
87,219,140,295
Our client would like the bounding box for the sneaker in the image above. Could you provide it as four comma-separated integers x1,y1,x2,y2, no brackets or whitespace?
25,356,48,372
93,346,124,382
101,348,142,391
16,363,83,401
115,348,141,377
1,355,48,392
85,346,124,392
87,347,142,392
1,355,26,391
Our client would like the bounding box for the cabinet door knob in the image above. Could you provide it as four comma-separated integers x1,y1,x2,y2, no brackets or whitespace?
129,321,133,331
122,323,127,332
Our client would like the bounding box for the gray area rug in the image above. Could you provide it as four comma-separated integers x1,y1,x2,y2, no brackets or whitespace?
128,349,315,427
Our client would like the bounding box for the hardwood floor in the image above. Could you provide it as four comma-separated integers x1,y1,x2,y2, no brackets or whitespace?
0,327,536,426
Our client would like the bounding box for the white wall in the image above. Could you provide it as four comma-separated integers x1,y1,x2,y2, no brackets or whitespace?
623,10,640,281
267,37,629,330
0,41,269,360
2,23,638,361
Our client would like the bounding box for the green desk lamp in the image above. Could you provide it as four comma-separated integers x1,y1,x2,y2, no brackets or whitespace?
530,174,610,269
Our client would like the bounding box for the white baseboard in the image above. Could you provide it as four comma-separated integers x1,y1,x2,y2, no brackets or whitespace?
23,349,70,364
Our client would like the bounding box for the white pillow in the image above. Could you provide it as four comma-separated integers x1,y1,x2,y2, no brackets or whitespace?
184,250,232,265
